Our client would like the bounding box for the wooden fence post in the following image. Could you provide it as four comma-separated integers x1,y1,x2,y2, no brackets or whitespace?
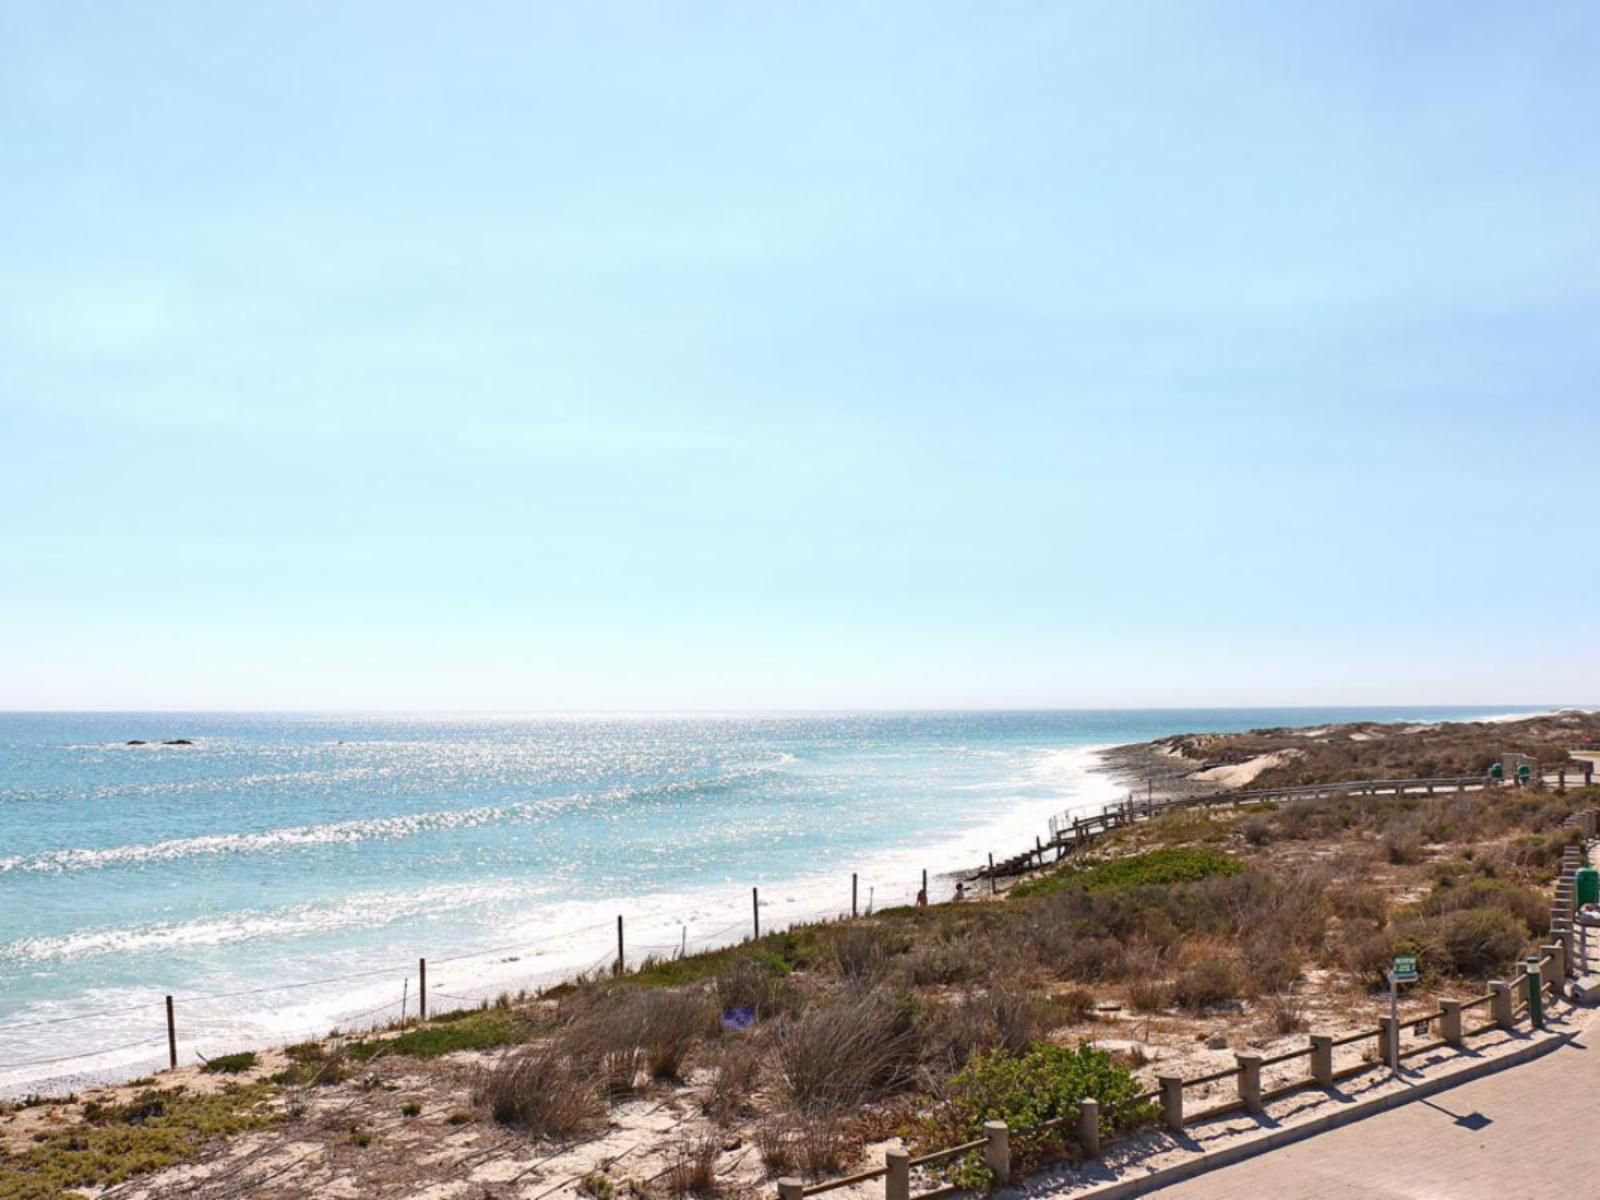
1378,1016,1399,1070
885,1146,910,1200
1439,1000,1463,1046
778,1180,804,1200
1236,1054,1262,1113
1309,1034,1332,1085
988,853,995,895
1077,1096,1100,1157
1159,1075,1184,1132
616,915,625,975
165,995,177,1070
419,958,427,1021
753,887,760,940
852,873,858,918
983,1120,1010,1185
1491,980,1514,1030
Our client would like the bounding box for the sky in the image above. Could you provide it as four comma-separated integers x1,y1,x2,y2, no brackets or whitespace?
2,2,1597,711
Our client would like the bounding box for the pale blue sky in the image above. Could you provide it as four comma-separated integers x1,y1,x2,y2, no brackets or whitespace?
3,2,1597,710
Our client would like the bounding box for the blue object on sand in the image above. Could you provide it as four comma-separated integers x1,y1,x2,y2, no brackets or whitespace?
721,1006,756,1032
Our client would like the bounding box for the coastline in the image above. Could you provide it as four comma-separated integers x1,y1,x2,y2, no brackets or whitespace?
1,742,1123,1098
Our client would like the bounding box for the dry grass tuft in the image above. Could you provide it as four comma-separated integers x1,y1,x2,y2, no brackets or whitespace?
473,1044,603,1139
664,1134,722,1197
776,992,915,1113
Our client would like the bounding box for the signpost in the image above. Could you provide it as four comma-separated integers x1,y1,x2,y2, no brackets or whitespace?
1387,955,1419,1070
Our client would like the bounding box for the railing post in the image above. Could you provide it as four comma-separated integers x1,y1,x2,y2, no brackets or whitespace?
165,995,177,1070
1077,1097,1100,1158
1309,1034,1333,1086
1491,980,1514,1030
1542,942,1565,990
885,1147,910,1200
1159,1075,1184,1132
778,1180,804,1200
1439,1000,1463,1046
418,958,427,1021
983,1120,1010,1186
1235,1053,1262,1113
1526,962,1544,1029
1378,1016,1399,1070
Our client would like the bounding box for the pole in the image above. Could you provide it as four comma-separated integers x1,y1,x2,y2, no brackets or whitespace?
989,852,996,895
921,868,928,897
852,873,858,918
752,887,760,940
401,979,408,1026
616,914,624,976
418,958,427,1020
165,995,177,1070
1388,973,1398,1071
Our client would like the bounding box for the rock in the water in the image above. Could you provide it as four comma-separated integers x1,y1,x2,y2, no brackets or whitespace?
126,739,148,746
162,738,194,746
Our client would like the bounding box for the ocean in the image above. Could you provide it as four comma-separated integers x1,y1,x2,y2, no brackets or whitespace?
0,706,1541,1092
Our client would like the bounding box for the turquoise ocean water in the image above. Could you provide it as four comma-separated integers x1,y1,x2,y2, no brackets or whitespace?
0,707,1543,1091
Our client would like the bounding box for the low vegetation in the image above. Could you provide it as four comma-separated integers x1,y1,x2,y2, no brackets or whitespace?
5,716,1584,1200
0,1085,277,1200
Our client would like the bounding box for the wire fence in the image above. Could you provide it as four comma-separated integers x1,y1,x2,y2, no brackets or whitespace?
0,870,933,1091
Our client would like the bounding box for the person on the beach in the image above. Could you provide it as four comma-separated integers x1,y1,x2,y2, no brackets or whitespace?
916,887,927,907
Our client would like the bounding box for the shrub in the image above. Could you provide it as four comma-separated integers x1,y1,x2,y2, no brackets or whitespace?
1127,977,1170,1013
699,1040,761,1126
986,985,1043,1056
664,1134,721,1197
911,1043,1156,1183
270,1041,349,1087
1172,955,1241,1012
1055,987,1097,1023
775,992,916,1112
347,1010,531,1061
1330,886,1388,923
1241,817,1271,847
1383,819,1425,865
901,938,986,986
566,989,713,1086
713,958,793,1020
1014,847,1243,899
579,1172,615,1200
1421,878,1546,937
201,1052,257,1075
1439,908,1526,977
473,1044,603,1139
1264,994,1307,1035
832,926,895,983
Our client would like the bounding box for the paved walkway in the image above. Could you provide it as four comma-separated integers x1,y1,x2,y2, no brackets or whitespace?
1148,1016,1599,1198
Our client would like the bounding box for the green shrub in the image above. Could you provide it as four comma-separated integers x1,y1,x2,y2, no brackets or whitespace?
1421,877,1546,936
200,1051,258,1075
1014,848,1243,899
346,1010,531,1061
910,1042,1156,1186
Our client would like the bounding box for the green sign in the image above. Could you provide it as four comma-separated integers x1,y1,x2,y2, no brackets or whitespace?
1391,955,1419,980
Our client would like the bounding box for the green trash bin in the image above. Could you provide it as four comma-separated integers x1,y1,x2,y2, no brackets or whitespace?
1577,866,1599,907
1490,762,1504,781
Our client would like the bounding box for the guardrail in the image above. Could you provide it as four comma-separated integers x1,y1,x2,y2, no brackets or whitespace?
784,815,1594,1200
